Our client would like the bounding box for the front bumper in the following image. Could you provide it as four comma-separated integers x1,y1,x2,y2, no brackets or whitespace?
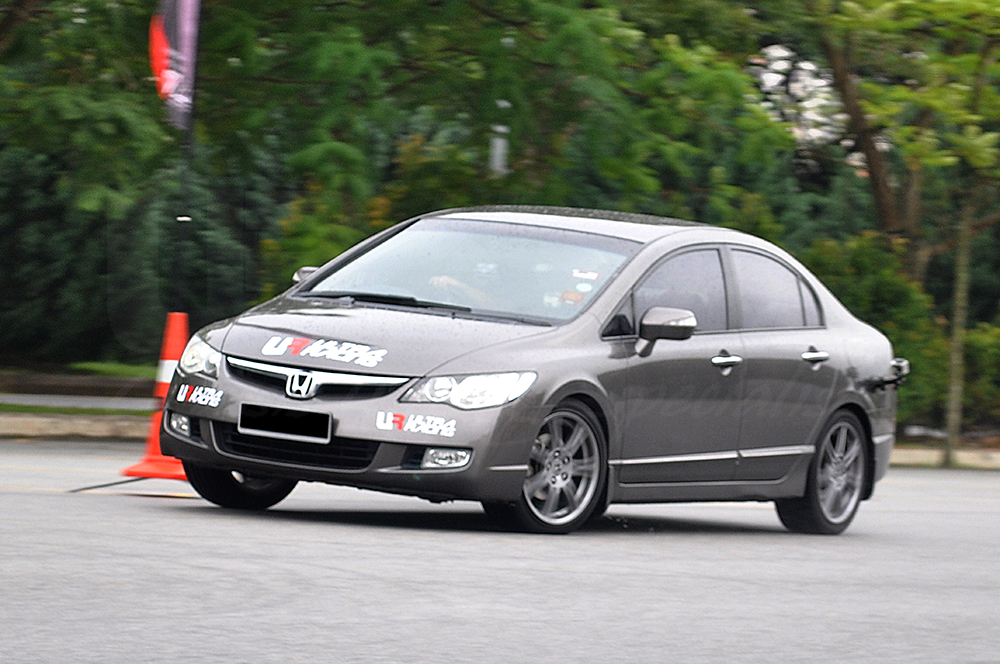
159,361,540,503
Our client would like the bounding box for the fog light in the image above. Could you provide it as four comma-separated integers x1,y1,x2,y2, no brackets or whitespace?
169,412,191,437
421,447,472,469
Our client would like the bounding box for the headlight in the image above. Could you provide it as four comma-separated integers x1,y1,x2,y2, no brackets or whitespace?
402,372,536,410
178,334,222,378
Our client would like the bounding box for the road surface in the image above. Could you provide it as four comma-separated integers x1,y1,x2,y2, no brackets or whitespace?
2,439,999,664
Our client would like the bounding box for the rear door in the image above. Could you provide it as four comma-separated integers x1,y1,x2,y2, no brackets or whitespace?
728,247,837,481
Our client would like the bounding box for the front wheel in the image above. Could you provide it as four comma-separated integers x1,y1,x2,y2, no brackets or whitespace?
183,461,297,511
775,410,869,535
485,400,607,534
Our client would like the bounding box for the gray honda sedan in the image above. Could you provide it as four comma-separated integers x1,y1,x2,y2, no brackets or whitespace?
161,206,908,534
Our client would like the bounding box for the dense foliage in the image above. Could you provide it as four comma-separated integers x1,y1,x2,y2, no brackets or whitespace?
2,0,999,431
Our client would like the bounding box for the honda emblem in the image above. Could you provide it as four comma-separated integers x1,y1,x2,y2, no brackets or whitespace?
285,371,316,399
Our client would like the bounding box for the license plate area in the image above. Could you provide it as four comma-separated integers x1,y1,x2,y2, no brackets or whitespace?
238,404,332,445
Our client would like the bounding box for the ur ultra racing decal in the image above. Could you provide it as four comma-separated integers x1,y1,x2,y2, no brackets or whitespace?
176,384,223,407
261,336,387,368
376,412,457,438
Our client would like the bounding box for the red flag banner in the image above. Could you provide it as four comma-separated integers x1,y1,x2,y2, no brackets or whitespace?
149,0,201,131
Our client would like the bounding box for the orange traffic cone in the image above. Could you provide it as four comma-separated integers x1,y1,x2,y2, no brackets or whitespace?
122,312,189,481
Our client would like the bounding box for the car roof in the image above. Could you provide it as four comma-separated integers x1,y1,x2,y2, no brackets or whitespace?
429,205,723,244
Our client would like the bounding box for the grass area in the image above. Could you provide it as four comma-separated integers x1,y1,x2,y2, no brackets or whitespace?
67,362,157,379
0,403,153,417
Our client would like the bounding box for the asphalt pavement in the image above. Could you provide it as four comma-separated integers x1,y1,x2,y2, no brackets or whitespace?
4,440,1000,664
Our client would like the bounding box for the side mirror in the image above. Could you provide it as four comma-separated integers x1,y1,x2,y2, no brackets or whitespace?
637,307,697,357
640,307,698,341
292,266,318,285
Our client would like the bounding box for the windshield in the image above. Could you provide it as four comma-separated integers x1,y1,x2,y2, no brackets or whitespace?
305,216,640,323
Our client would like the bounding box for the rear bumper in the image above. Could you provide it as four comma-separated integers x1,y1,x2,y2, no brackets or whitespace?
872,432,894,484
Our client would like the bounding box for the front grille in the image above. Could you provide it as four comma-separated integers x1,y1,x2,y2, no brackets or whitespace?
229,365,285,391
214,422,379,470
228,363,405,400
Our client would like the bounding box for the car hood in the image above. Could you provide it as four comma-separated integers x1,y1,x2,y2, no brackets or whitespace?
218,298,549,377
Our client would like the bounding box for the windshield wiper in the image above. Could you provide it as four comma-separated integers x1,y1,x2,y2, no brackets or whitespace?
461,311,555,327
305,291,472,312
306,291,554,325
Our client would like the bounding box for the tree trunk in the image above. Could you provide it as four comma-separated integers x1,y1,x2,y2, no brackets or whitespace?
943,41,995,467
819,35,901,238
944,202,973,468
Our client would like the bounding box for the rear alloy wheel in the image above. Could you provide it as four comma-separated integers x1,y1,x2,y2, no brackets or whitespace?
183,461,297,510
776,410,868,535
488,400,607,534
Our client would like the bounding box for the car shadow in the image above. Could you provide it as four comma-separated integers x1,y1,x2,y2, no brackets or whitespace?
586,513,786,535
169,503,786,535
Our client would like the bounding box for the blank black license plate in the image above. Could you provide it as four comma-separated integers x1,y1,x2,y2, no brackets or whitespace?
238,404,332,445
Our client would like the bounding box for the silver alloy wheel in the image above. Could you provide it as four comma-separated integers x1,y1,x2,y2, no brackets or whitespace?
816,419,864,524
522,409,600,527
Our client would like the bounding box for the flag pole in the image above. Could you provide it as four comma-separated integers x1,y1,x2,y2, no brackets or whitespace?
175,0,199,310
150,0,202,311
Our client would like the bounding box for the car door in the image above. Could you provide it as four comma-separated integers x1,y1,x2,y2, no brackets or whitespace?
728,247,838,481
617,247,744,484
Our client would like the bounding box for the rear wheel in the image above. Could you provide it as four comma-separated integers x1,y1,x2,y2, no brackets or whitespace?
776,410,868,535
183,461,297,510
484,400,607,534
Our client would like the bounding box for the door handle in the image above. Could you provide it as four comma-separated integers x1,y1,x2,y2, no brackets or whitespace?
801,347,830,364
711,353,743,368
711,352,742,377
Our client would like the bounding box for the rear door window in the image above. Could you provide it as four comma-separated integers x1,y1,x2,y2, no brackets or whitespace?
730,248,822,329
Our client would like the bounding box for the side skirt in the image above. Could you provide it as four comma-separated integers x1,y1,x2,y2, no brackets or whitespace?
605,458,810,504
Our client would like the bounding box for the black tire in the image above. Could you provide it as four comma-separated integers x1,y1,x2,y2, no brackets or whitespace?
776,410,869,535
484,400,607,534
480,501,518,529
183,461,297,510
586,482,611,523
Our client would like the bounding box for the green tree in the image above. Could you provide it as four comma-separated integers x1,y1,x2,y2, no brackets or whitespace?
799,0,1000,281
750,0,1000,457
0,0,289,362
0,146,111,362
627,35,792,239
964,321,1000,426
